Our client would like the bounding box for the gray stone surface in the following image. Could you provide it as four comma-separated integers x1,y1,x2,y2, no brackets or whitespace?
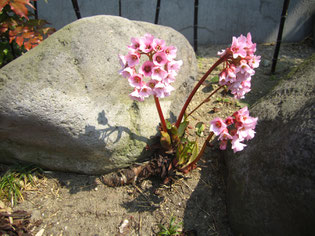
225,54,315,236
0,15,197,174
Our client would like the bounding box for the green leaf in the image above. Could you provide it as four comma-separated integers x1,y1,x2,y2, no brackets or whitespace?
195,122,205,137
182,142,198,168
178,121,189,137
170,125,178,135
211,75,219,83
165,119,172,130
160,131,172,150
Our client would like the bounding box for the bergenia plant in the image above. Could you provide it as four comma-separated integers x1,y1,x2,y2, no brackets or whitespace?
119,33,182,133
117,32,260,183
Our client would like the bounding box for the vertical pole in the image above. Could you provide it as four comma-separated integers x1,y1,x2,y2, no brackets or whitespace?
33,1,38,19
119,0,122,16
155,0,161,24
194,0,199,52
271,0,290,74
71,0,81,19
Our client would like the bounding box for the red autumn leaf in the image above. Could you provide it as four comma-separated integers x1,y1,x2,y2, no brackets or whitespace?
15,35,24,47
5,0,36,20
0,0,10,12
0,22,9,33
22,31,34,38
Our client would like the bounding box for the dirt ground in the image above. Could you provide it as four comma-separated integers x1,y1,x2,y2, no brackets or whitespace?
1,39,314,236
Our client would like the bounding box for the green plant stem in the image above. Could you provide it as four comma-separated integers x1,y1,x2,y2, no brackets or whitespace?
186,84,225,118
175,53,229,128
154,95,167,132
179,132,214,172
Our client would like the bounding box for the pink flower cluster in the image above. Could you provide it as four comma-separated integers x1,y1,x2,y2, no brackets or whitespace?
218,33,261,99
119,34,183,101
210,107,258,153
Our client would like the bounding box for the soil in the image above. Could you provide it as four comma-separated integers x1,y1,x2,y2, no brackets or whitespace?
1,40,314,236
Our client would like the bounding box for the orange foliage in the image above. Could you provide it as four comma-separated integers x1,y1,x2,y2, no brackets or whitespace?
0,0,35,20
0,0,55,51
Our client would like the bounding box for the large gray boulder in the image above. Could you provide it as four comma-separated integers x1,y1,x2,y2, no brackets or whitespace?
0,15,197,174
225,54,315,236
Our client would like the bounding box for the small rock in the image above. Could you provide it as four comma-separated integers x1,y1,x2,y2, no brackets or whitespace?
262,59,271,67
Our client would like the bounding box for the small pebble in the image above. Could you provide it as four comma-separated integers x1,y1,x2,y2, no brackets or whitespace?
262,59,271,67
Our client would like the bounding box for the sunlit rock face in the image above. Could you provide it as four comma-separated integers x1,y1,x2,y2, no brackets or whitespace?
0,15,197,174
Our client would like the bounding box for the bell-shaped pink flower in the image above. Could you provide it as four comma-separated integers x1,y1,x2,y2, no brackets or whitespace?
140,34,154,53
231,137,247,153
231,35,247,59
167,60,183,76
152,66,168,81
153,52,168,66
210,118,227,136
129,89,144,102
118,54,127,68
128,74,143,89
139,85,153,98
128,37,142,52
164,46,177,60
120,67,135,78
126,52,140,67
140,61,154,77
152,38,166,52
248,55,261,68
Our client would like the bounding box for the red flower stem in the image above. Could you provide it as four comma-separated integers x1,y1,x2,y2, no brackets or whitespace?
186,85,225,118
175,54,229,128
179,132,214,172
154,95,167,132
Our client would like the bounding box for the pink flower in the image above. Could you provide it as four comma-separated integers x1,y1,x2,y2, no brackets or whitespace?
167,60,183,76
217,33,260,99
210,118,227,136
244,32,256,56
218,128,233,141
120,67,135,78
146,79,158,90
125,52,140,67
230,35,247,59
164,46,177,60
248,55,261,68
233,106,250,122
154,82,174,98
238,126,256,141
225,117,234,126
153,52,168,66
139,85,153,98
231,137,246,153
220,140,228,150
118,54,127,68
152,38,165,52
164,74,176,84
128,74,143,89
236,60,255,75
120,34,180,101
152,66,168,81
140,34,154,53
140,61,154,77
128,37,142,52
129,89,144,102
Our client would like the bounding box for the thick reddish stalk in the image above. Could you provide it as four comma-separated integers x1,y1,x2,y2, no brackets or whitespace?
186,85,225,118
154,95,167,132
175,53,229,128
